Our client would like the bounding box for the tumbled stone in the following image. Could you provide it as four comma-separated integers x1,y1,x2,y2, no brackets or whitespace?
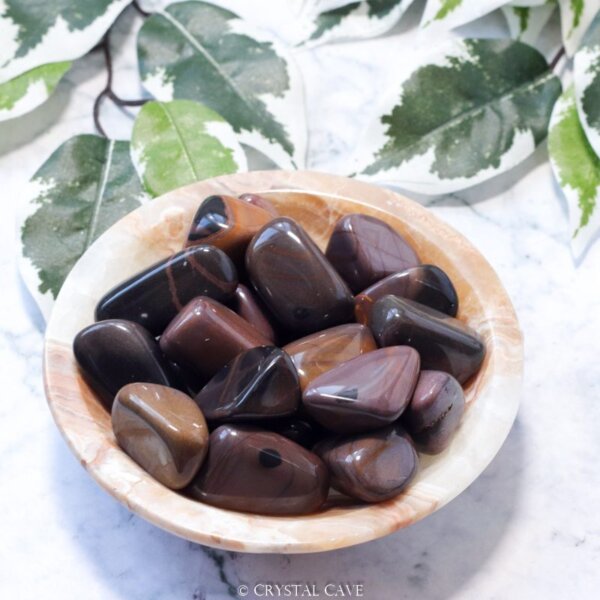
95,245,237,335
238,192,279,217
315,424,418,503
73,319,175,409
283,324,377,390
185,195,273,262
159,297,271,379
231,283,276,343
194,346,300,422
325,214,420,293
368,295,485,384
187,425,329,515
303,347,420,433
355,264,459,322
403,370,465,454
112,383,209,489
265,418,322,449
246,217,354,335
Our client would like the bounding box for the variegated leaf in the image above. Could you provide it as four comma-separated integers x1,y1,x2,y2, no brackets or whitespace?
549,87,600,258
351,38,562,195
421,0,508,31
137,1,307,169
0,0,131,84
558,0,599,56
502,3,556,44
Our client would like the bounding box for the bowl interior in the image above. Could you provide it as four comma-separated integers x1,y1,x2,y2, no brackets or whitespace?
44,170,523,553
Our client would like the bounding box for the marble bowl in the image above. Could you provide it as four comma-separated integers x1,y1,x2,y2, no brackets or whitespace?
44,170,523,553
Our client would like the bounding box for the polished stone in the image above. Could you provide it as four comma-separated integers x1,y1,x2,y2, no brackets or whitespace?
187,425,329,515
368,295,485,384
160,297,271,379
265,418,322,449
194,346,300,422
231,283,276,343
73,319,175,409
315,424,418,503
303,346,420,433
325,214,420,293
238,192,279,217
355,264,459,322
283,324,377,390
403,370,465,454
95,245,237,335
185,195,273,262
112,383,209,489
246,217,354,335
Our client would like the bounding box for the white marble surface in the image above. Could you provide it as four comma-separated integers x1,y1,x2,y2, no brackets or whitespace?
1,3,599,599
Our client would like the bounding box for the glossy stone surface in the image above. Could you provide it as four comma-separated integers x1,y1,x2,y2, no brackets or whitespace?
73,319,174,409
185,195,273,261
160,297,271,379
303,347,420,433
325,214,420,293
403,370,465,454
266,418,322,449
187,425,329,515
194,346,300,422
246,217,354,335
355,264,459,323
368,295,486,384
112,383,209,489
315,425,418,503
283,324,377,390
95,245,237,335
238,192,279,217
231,283,276,343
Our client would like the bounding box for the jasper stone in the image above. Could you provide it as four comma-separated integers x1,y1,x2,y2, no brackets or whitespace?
231,283,276,343
303,347,420,433
112,383,209,489
355,264,459,322
266,418,322,449
187,425,329,515
246,217,354,335
194,346,300,422
185,195,273,262
283,324,377,390
403,370,465,454
160,297,271,379
95,245,237,335
238,192,279,217
325,214,420,293
73,319,175,409
368,295,485,384
315,425,418,503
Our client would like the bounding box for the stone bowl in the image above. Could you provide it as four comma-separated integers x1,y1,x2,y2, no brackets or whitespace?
44,170,523,553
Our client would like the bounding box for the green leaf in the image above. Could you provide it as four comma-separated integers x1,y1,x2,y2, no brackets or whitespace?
574,10,600,157
352,38,562,194
306,0,415,45
421,0,508,30
0,0,131,84
19,135,148,316
558,0,598,56
549,87,600,258
0,61,70,121
137,1,306,169
502,4,556,44
131,99,247,197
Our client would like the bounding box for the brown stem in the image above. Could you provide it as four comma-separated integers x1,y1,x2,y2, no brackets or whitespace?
550,46,566,71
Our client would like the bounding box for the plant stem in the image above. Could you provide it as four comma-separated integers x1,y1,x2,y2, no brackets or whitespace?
132,0,151,18
550,46,566,72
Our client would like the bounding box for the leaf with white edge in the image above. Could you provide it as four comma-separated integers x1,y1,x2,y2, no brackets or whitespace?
558,0,599,56
351,38,562,195
574,10,600,157
511,0,548,6
0,61,70,121
502,3,556,44
18,135,148,317
131,99,247,197
421,0,508,31
137,1,307,170
549,87,600,258
305,0,415,45
0,0,131,84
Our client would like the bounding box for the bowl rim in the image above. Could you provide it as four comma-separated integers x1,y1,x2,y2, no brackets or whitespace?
44,170,523,553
